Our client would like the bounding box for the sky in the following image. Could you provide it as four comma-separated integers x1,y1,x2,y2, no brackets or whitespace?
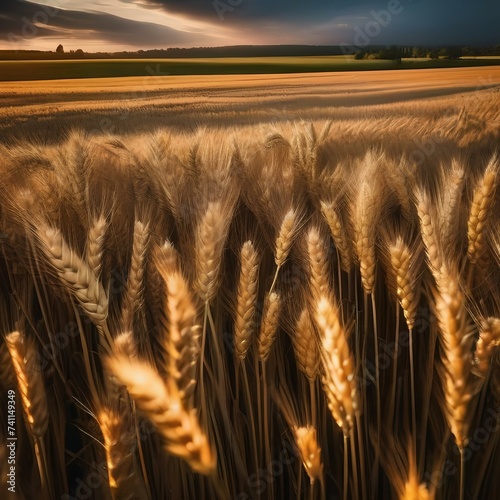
0,0,498,52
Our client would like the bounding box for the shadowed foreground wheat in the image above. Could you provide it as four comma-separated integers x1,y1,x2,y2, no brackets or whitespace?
0,123,499,500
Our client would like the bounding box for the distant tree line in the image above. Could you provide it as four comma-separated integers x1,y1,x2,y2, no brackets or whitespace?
0,44,499,61
353,45,485,61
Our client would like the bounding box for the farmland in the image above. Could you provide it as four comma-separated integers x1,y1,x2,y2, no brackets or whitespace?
0,66,499,499
0,55,499,82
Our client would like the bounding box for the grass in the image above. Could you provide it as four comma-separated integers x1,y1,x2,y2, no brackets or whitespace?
0,69,499,499
1,56,500,81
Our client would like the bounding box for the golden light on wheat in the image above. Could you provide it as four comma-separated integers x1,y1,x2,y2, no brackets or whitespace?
0,105,499,499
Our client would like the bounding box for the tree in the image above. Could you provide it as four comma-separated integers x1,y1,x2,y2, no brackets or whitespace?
56,44,64,54
412,47,424,58
427,50,438,60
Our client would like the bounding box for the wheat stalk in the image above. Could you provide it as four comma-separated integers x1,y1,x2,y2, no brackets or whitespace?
5,331,48,438
235,241,259,361
293,426,323,485
107,354,216,476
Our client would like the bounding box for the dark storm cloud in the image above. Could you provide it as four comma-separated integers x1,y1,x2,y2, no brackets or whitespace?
0,0,204,47
0,0,498,48
130,0,355,22
134,0,500,45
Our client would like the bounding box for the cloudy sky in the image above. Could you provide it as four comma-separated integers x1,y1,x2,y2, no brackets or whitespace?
0,0,498,51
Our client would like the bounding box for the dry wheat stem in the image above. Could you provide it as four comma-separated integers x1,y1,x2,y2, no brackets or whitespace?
107,354,216,475
5,331,48,438
235,241,259,361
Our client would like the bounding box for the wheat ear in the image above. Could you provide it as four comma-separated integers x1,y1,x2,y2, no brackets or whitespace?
275,207,299,268
306,226,330,302
416,188,442,277
37,223,109,328
5,331,48,438
99,404,145,499
293,309,320,384
86,214,107,279
258,292,281,362
316,295,359,433
293,426,323,485
235,241,259,361
107,354,216,475
354,179,379,294
467,157,498,264
157,260,200,408
195,201,226,303
121,220,149,332
320,200,353,272
388,237,422,331
474,317,500,378
433,270,475,449
440,164,464,259
114,331,139,359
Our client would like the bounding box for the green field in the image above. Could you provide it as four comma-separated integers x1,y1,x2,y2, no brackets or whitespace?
1,56,500,81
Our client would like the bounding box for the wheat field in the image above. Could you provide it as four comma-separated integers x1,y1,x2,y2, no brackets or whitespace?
0,69,499,499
